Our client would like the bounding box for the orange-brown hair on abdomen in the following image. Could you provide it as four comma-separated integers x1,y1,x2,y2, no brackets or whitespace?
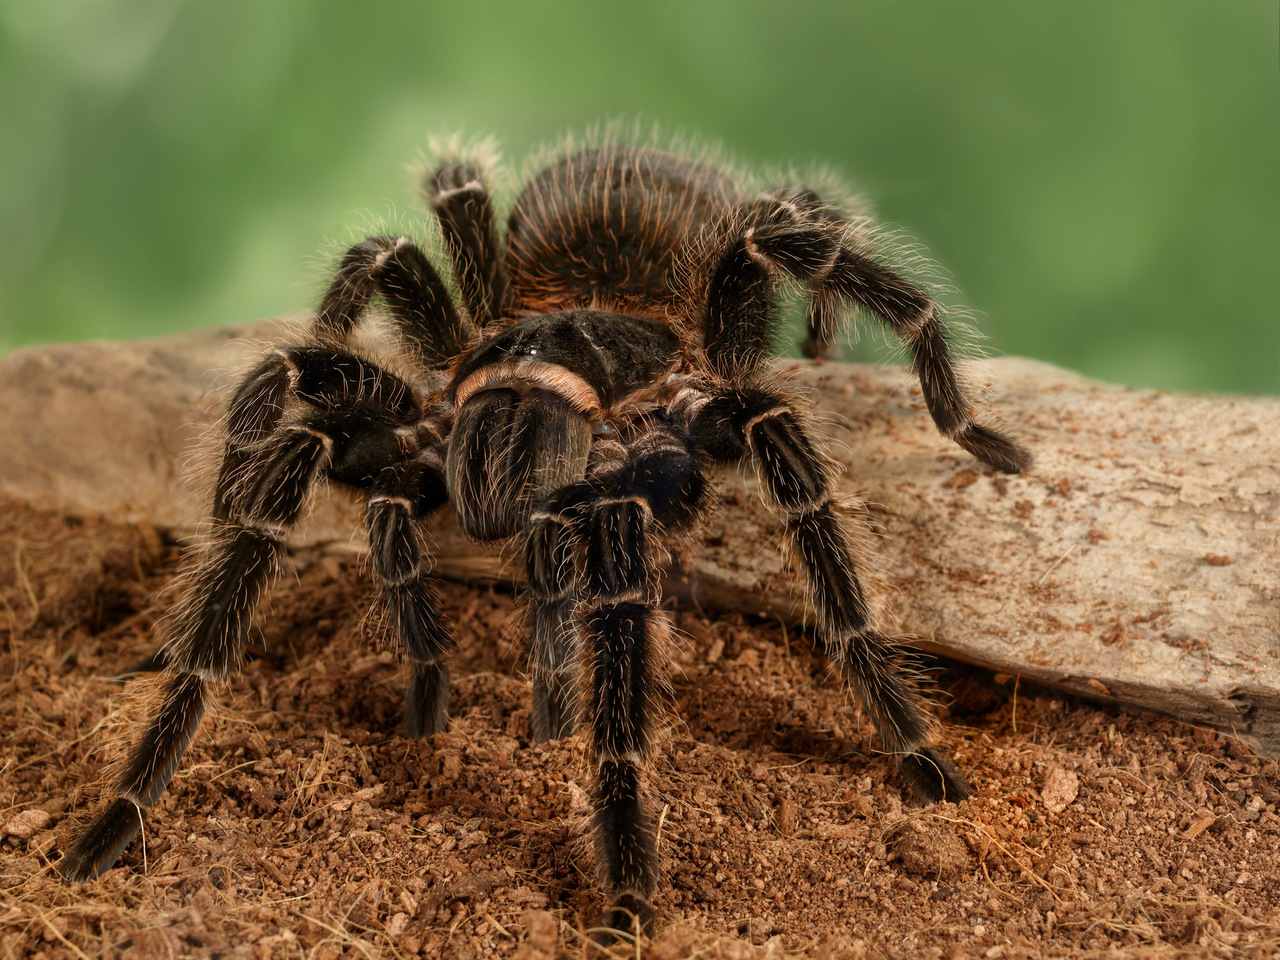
505,141,738,319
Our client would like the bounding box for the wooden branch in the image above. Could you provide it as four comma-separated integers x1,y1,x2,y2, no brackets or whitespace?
2,321,1276,752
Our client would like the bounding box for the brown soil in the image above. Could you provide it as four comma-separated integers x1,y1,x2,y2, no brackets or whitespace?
2,498,1277,959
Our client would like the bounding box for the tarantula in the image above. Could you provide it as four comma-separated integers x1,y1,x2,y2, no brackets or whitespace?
61,134,1030,938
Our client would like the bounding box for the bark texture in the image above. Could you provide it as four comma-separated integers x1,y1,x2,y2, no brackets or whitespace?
1,321,1275,752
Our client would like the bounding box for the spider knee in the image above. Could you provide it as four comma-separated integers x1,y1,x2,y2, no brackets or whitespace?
226,353,294,446
744,407,832,516
366,497,424,588
369,235,411,272
744,224,839,282
232,426,333,529
426,161,486,201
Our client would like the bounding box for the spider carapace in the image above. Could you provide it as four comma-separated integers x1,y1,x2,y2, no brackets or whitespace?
61,136,1030,939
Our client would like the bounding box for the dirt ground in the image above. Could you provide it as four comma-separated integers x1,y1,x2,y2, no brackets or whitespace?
2,498,1277,959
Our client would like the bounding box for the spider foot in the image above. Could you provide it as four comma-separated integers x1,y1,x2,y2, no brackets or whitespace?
591,894,654,948
530,671,579,742
405,661,450,737
427,161,485,199
59,798,143,882
955,423,1033,475
800,334,836,361
898,746,973,805
116,647,170,680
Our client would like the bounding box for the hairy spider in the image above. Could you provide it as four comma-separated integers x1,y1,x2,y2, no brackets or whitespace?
60,132,1030,939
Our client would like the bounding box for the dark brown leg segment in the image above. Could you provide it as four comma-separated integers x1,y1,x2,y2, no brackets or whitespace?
426,161,511,328
690,387,971,804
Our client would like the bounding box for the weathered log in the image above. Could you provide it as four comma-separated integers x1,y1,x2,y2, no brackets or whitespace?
1,321,1276,752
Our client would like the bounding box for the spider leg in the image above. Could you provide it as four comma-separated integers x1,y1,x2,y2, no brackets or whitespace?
694,204,977,798
523,419,707,747
700,198,839,377
424,160,511,328
821,245,1030,473
62,350,438,881
524,506,579,741
688,385,970,804
314,235,474,365
366,457,454,737
704,192,1031,474
757,186,850,360
211,345,419,516
60,425,324,881
558,425,706,941
59,673,208,883
120,345,420,677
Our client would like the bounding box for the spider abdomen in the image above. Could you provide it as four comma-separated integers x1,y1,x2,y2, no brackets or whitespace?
506,145,735,315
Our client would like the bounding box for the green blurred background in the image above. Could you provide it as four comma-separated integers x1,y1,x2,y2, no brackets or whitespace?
2,0,1276,393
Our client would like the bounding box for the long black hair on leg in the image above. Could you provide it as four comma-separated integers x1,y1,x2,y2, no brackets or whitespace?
687,204,979,804
550,423,706,941
314,235,474,365
425,160,511,328
63,242,466,878
365,459,454,737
